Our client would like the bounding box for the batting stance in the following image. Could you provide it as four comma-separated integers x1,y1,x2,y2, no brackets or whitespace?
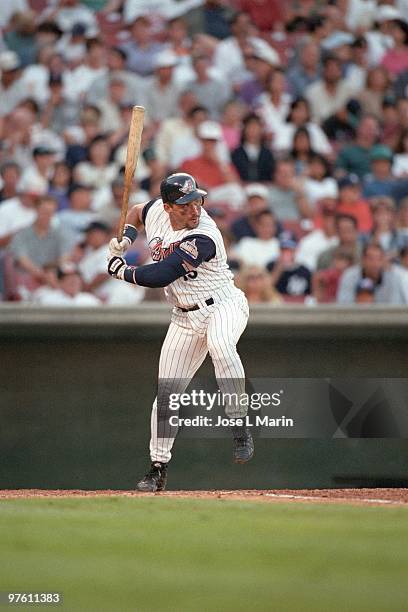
107,173,254,491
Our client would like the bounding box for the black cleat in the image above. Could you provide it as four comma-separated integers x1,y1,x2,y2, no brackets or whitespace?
136,462,168,492
232,426,254,463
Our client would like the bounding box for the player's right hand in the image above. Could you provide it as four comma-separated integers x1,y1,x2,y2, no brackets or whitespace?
109,237,131,258
107,255,126,280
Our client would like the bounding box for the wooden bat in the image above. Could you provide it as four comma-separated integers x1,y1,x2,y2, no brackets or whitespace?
117,105,145,242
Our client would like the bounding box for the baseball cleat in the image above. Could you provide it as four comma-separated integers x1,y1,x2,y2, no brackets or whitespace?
136,462,168,492
232,427,254,463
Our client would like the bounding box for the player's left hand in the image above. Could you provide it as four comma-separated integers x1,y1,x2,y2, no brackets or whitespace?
109,236,131,258
107,255,126,280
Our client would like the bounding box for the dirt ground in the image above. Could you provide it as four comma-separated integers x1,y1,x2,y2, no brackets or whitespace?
1,489,408,506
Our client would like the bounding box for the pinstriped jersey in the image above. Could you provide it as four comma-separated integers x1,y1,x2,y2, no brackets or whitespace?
143,197,237,307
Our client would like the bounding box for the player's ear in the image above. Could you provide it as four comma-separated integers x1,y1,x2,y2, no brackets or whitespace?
163,202,172,214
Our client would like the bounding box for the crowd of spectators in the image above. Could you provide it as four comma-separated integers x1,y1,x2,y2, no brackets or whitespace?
0,0,408,306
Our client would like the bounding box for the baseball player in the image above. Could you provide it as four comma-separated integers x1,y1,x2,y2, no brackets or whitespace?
107,172,254,491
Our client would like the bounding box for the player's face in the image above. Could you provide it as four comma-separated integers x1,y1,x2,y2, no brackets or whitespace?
165,199,202,230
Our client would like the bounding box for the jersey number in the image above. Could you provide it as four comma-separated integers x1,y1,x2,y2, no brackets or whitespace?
183,270,198,281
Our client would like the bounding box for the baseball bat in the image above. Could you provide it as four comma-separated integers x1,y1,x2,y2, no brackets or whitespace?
117,105,145,242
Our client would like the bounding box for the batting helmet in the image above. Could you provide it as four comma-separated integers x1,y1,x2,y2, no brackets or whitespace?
160,173,207,205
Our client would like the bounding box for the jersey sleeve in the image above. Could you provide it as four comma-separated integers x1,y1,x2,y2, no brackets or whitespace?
173,234,216,268
141,198,158,226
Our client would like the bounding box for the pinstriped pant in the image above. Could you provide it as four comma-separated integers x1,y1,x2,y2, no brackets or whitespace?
150,294,249,463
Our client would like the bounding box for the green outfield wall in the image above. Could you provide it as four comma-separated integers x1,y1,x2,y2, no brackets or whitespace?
1,305,407,490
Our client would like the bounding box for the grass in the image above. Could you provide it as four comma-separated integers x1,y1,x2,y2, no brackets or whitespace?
0,497,407,612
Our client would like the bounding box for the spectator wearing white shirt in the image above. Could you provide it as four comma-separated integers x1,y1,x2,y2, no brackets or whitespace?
256,68,292,139
32,262,101,306
303,154,339,210
232,209,280,269
0,51,26,117
19,146,57,197
64,37,107,102
296,205,339,271
78,221,145,305
0,188,39,248
74,136,118,189
306,55,354,124
41,0,98,36
272,97,332,156
213,11,256,85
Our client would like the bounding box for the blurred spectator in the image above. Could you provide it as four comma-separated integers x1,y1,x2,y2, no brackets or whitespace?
0,0,29,29
64,37,107,102
0,162,21,202
269,233,312,299
186,54,231,119
380,19,408,77
290,127,316,175
48,162,73,211
220,100,245,152
306,55,354,124
95,75,129,134
213,11,257,84
336,174,373,234
273,98,332,156
236,265,283,304
4,11,37,68
397,197,408,246
365,196,400,258
185,0,233,40
231,183,274,241
268,158,312,221
238,38,279,106
256,68,291,137
74,135,118,188
32,262,101,306
77,221,145,305
87,46,145,107
296,205,339,271
232,209,280,268
303,154,338,211
393,128,408,177
41,0,98,35
57,184,95,241
335,115,380,179
121,15,164,76
0,51,26,117
337,242,408,304
357,67,391,120
167,104,210,168
19,146,57,197
287,41,321,99
0,187,38,248
56,21,87,65
231,113,275,183
154,90,197,166
363,144,408,203
41,74,80,134
239,0,283,32
317,214,361,270
144,50,180,124
181,120,240,194
64,105,102,168
9,196,72,288
313,247,355,303
399,245,408,270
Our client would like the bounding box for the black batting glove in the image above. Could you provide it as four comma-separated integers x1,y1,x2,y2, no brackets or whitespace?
107,255,126,280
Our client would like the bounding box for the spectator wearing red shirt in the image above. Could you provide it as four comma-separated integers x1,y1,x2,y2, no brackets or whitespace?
336,174,373,234
239,0,284,32
181,121,239,190
381,19,408,77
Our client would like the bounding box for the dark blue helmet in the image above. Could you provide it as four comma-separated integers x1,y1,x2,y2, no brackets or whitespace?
160,173,207,205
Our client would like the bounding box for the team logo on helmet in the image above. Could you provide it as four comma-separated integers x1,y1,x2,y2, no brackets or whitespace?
179,178,195,195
